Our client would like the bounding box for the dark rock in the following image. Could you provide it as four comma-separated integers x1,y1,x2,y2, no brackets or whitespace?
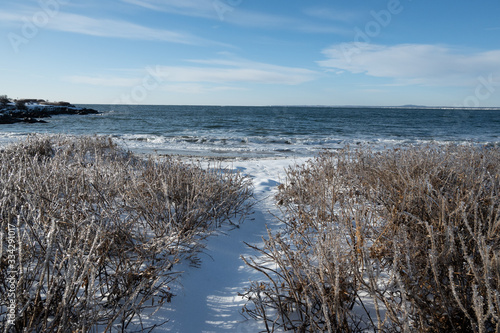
0,114,17,124
0,104,99,124
76,108,99,115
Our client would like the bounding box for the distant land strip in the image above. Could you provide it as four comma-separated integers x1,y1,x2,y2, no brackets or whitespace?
0,96,98,124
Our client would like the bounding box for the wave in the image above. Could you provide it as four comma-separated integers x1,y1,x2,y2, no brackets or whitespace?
108,133,500,158
2,105,499,158
1,129,498,158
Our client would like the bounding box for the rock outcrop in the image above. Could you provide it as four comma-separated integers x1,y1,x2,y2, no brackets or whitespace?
0,103,99,124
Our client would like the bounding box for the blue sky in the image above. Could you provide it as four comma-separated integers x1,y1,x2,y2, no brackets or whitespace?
1,0,499,106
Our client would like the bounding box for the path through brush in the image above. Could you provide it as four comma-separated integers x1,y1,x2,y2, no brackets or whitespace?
142,157,306,332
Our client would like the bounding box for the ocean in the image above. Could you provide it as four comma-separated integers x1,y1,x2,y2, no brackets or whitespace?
1,105,499,158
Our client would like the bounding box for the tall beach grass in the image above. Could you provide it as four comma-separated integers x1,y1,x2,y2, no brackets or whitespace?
0,135,253,332
242,144,500,332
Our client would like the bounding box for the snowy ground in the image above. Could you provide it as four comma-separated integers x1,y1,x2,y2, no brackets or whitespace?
0,133,309,332
139,157,309,333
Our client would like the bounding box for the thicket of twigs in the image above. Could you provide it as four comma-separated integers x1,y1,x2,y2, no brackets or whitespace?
0,135,253,332
242,144,500,332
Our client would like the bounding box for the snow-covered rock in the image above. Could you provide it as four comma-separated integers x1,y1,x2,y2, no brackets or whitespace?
0,101,99,124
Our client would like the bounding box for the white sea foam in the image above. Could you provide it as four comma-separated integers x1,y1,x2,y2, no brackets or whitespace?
1,105,499,158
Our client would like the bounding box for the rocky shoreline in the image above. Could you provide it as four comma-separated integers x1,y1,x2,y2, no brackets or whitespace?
0,101,99,124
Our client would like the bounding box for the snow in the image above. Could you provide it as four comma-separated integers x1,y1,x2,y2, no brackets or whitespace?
138,156,309,332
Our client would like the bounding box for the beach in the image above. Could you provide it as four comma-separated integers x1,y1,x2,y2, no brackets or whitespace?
150,157,309,332
1,106,499,332
3,0,499,329
0,134,307,332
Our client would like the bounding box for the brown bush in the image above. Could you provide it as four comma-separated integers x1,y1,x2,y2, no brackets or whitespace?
242,144,500,332
0,135,253,332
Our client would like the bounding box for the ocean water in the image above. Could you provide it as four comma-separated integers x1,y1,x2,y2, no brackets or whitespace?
1,105,499,158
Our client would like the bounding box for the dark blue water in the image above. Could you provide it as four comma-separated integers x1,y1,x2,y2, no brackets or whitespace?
1,105,499,157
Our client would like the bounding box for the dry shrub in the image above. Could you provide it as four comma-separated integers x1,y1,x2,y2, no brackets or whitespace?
242,144,500,332
0,134,253,332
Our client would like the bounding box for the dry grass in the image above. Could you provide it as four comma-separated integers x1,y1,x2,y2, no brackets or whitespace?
0,134,253,332
242,144,500,332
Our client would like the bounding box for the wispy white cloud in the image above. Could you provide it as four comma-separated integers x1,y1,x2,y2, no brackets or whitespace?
0,7,225,46
122,0,215,19
156,66,314,85
63,58,319,88
54,13,200,43
0,12,25,23
318,43,500,86
152,59,319,85
121,0,347,34
228,11,347,35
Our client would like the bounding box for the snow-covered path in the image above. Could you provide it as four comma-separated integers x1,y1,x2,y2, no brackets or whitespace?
143,157,307,332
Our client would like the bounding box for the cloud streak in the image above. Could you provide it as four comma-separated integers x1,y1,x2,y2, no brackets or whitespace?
122,0,215,19
121,0,347,34
63,58,319,89
0,8,225,46
154,66,315,85
54,13,199,43
318,43,500,86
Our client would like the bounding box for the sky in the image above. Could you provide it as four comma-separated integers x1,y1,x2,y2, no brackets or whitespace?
0,0,499,106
